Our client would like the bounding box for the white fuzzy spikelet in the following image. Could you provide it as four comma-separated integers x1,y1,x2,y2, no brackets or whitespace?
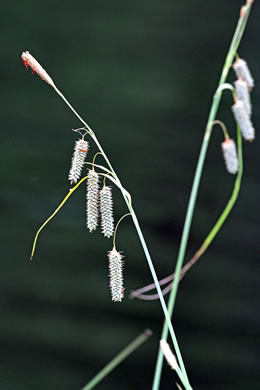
68,139,89,184
232,100,255,142
108,248,124,302
86,170,100,232
233,58,254,89
221,138,239,174
100,186,114,238
234,79,252,116
160,339,179,371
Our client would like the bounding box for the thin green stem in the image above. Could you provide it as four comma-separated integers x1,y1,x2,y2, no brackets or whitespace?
176,366,189,390
129,209,192,390
91,152,103,170
200,125,243,252
113,213,131,249
30,175,88,260
152,3,253,389
132,124,243,300
53,81,192,389
81,329,152,390
213,120,229,139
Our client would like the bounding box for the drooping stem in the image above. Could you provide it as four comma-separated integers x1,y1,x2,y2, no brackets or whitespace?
152,3,253,389
113,213,131,249
30,175,89,260
213,120,229,139
52,83,192,389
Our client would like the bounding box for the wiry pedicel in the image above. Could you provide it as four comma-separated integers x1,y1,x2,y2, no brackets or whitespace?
108,248,124,302
221,138,239,174
100,186,114,238
86,170,100,232
68,139,89,184
232,100,255,141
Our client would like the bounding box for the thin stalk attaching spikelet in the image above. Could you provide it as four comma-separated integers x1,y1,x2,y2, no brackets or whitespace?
68,139,89,184
221,138,239,174
100,186,114,238
86,169,100,232
233,58,254,89
232,99,255,141
108,248,124,302
234,79,252,116
21,51,55,88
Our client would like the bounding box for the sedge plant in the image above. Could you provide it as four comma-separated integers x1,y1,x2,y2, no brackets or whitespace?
22,0,255,388
22,44,192,390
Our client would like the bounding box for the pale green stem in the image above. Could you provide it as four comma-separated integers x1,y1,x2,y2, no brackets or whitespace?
52,84,192,389
129,208,192,390
176,366,189,390
152,4,253,389
198,124,243,253
81,329,152,390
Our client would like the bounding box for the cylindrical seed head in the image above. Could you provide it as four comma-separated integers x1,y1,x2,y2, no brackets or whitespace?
108,248,124,302
68,139,89,184
234,79,252,116
233,58,254,89
232,100,255,142
100,186,114,238
86,170,100,232
221,138,239,174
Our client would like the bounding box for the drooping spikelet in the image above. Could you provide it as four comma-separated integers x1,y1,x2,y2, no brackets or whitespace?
234,79,252,116
221,138,239,174
232,100,255,141
100,186,114,238
160,339,179,371
86,170,100,232
233,58,254,89
21,51,55,88
108,248,124,302
68,139,89,184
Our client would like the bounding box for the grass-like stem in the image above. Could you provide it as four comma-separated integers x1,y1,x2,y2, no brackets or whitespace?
52,77,192,389
30,175,88,260
81,329,152,390
152,3,253,389
130,123,243,301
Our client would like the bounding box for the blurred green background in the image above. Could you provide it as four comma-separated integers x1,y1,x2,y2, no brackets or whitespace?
1,0,260,389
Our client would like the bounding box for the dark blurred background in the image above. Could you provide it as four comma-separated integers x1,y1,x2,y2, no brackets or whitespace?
1,0,260,389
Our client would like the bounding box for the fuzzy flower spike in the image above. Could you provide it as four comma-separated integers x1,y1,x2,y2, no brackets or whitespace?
86,169,100,232
100,185,114,238
221,138,239,174
21,51,55,88
233,58,254,90
232,99,255,141
108,248,124,302
234,79,252,116
68,139,89,184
